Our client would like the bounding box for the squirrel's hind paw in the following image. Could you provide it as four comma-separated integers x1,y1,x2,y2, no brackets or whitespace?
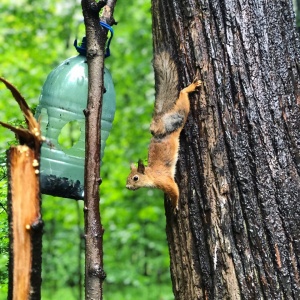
183,79,202,93
173,204,179,214
192,77,202,88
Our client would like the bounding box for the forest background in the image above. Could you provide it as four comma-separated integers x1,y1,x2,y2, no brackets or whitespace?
1,1,300,300
0,0,173,299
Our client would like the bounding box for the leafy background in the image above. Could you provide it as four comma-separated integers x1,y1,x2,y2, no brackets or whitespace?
0,0,173,299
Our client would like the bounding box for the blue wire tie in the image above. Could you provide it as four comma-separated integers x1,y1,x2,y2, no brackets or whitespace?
74,21,114,58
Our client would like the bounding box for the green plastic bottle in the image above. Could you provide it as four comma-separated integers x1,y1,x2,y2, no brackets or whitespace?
35,38,116,199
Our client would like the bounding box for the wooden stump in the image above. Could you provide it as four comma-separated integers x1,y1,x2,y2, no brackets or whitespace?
7,145,42,300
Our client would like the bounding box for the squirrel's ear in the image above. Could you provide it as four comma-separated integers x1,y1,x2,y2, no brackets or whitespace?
137,159,145,174
130,163,135,170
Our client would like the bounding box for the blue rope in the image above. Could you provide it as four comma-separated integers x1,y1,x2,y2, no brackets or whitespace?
100,21,114,58
74,21,114,58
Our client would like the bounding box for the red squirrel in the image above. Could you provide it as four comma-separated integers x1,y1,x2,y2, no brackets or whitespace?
126,51,201,210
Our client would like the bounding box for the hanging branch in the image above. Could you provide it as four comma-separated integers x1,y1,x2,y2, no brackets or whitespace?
81,1,117,299
0,77,43,300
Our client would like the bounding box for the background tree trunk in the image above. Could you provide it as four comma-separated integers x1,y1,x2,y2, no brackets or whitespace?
152,0,300,299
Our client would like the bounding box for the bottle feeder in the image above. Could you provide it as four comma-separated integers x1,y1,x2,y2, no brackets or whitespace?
35,22,116,200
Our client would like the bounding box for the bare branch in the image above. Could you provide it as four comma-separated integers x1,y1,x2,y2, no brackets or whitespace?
101,0,117,25
0,78,43,151
81,0,117,299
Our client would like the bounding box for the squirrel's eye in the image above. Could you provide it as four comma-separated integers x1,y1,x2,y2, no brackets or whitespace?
133,175,139,182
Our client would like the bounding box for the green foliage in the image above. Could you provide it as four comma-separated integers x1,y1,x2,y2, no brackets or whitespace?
0,0,79,148
0,0,173,299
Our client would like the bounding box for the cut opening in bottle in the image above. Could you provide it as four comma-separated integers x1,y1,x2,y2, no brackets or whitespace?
58,120,81,150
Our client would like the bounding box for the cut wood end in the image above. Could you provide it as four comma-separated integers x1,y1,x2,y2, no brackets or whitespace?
17,145,30,154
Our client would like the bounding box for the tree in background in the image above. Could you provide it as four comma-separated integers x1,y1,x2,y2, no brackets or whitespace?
152,0,300,299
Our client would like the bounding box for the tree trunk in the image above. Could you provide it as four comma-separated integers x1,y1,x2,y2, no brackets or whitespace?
151,0,300,299
81,1,116,299
296,0,300,29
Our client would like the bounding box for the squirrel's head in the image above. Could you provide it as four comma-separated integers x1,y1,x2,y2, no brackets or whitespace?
126,159,152,190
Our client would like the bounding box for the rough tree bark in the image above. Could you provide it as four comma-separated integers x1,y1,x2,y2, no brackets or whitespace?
152,0,300,299
81,0,117,299
0,78,43,300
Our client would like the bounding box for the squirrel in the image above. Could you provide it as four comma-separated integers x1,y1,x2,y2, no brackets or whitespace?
126,51,201,210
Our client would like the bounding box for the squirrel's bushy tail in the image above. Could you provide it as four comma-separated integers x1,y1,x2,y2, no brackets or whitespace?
153,51,179,114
